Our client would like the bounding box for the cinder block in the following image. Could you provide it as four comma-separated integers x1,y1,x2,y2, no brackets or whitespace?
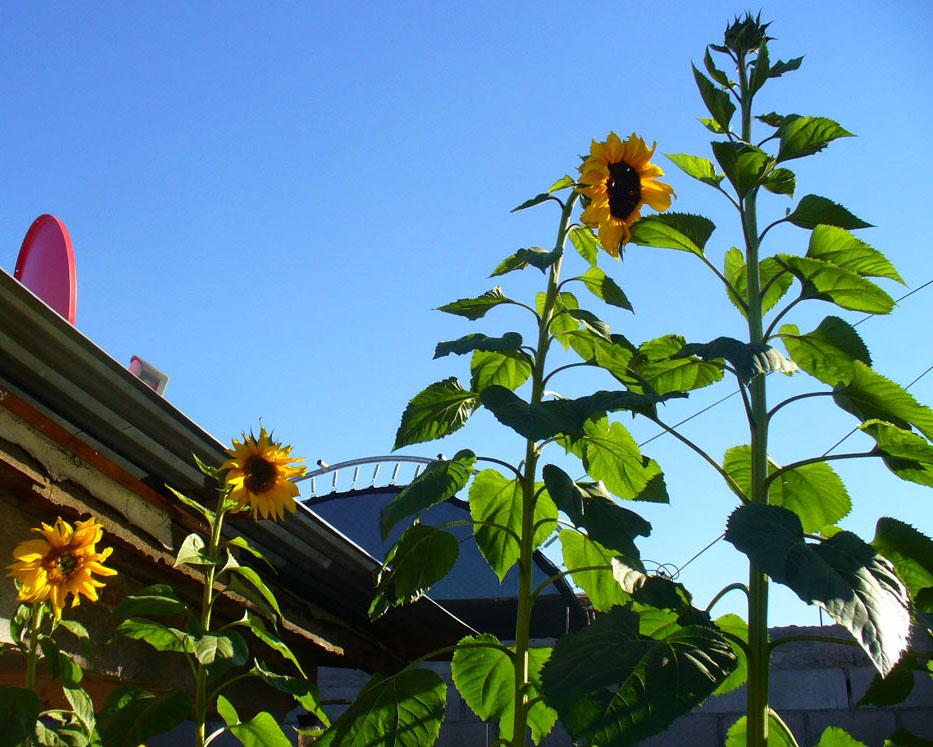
638,715,720,746
436,722,494,746
696,684,747,713
850,664,933,709
770,668,849,710
807,709,897,746
898,710,933,740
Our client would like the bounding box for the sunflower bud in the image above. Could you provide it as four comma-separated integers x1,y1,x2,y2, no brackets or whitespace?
724,12,772,56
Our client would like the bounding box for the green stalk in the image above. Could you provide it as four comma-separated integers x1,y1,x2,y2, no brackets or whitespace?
24,604,43,690
510,193,578,745
195,505,227,747
737,49,771,747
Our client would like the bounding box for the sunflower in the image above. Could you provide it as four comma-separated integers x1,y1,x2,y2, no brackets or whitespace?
220,427,306,521
578,132,676,257
7,516,117,619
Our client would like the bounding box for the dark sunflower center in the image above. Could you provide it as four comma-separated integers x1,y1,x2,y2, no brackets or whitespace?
244,455,277,493
55,552,78,577
607,160,641,220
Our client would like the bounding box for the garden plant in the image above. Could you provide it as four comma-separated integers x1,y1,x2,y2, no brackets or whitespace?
314,13,933,747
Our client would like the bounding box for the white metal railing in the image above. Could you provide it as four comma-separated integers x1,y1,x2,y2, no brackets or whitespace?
294,455,437,499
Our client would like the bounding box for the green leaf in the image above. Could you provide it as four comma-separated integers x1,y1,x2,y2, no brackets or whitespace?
452,636,557,745
631,334,724,395
724,445,850,532
786,195,873,230
512,192,556,212
559,531,631,612
665,153,724,187
0,685,40,747
225,574,276,623
470,349,533,393
434,332,523,359
370,524,459,618
541,605,737,745
629,212,716,256
470,470,556,581
166,484,215,523
569,226,599,266
726,712,799,747
724,250,793,319
833,361,933,441
748,38,771,94
173,532,216,568
567,330,636,383
225,536,275,572
703,47,730,86
884,729,933,747
394,377,479,449
63,683,96,736
858,653,922,707
216,693,239,726
233,611,305,677
763,167,796,197
777,115,854,162
698,117,726,134
191,632,236,665
711,141,772,198
549,174,574,193
713,614,748,696
677,336,797,382
491,246,563,275
778,255,894,313
725,504,910,674
490,250,529,277
437,286,510,320
97,686,191,747
380,450,476,539
314,669,447,747
567,416,653,501
9,604,32,649
692,64,735,130
861,420,933,488
250,660,330,726
566,308,610,338
113,618,192,655
226,565,282,618
228,711,293,747
579,266,633,311
542,464,651,556
770,56,804,78
538,291,580,348
871,517,933,600
815,726,869,746
780,316,871,387
56,618,92,658
39,637,83,683
807,225,903,283
758,111,789,127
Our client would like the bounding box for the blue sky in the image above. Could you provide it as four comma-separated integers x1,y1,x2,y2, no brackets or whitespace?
2,1,930,626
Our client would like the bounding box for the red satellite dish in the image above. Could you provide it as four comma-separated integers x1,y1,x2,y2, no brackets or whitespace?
14,214,77,325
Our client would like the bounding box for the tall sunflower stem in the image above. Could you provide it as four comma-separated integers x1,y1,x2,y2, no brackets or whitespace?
736,46,771,747
510,193,577,746
24,603,43,690
195,503,227,747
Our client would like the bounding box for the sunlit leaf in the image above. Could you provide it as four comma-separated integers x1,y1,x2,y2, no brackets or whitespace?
114,618,192,655
871,517,933,601
541,606,736,745
226,565,282,618
579,266,633,311
704,47,730,86
568,416,658,502
777,115,854,162
560,530,632,612
815,726,870,746
786,195,873,230
380,450,475,538
567,308,611,339
629,212,716,256
780,316,871,387
470,349,533,393
726,712,799,747
713,614,748,696
173,532,216,568
370,524,459,619
452,636,557,745
469,470,557,581
725,504,910,674
567,330,636,383
632,334,724,395
860,420,933,488
763,167,796,197
538,291,580,349
807,225,903,282
233,611,305,677
777,255,894,313
834,362,933,441
769,56,804,78
315,669,446,747
394,377,479,449
724,250,793,319
569,226,600,266
665,153,724,187
251,660,330,726
512,192,556,212
549,174,574,192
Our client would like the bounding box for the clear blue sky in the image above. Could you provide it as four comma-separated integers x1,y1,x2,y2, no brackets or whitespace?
2,1,930,626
